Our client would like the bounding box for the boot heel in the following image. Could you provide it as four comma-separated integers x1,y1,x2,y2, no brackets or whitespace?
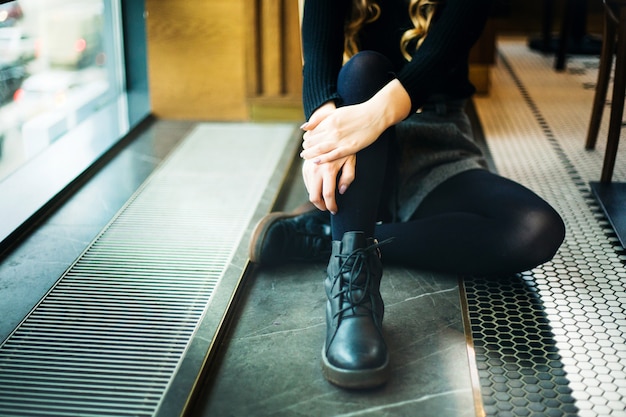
321,347,389,389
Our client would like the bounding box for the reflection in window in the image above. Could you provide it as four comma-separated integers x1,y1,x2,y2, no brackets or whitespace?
0,0,122,182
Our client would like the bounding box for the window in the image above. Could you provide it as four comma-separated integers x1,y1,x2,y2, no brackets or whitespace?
0,0,150,249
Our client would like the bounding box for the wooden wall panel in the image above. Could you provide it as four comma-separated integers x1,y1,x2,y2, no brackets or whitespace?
260,0,284,96
284,0,303,99
469,19,496,94
247,0,304,121
143,1,493,121
146,0,248,120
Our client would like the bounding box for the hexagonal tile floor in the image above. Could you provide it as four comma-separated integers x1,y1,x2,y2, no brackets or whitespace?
469,38,626,417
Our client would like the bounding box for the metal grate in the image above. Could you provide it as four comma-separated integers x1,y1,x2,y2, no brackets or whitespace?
0,123,297,417
470,38,626,417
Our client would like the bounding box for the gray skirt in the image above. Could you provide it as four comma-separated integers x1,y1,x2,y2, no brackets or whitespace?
385,99,488,222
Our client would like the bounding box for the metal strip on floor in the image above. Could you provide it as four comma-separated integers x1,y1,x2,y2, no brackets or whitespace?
469,38,626,417
0,122,300,417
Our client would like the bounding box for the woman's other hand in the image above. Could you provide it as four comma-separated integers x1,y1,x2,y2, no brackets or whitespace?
302,155,355,214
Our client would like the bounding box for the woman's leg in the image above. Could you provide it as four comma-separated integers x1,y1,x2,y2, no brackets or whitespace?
375,169,566,276
321,51,396,389
247,51,394,269
331,51,395,239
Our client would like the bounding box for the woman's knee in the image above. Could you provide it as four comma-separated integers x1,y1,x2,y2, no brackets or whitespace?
511,205,566,269
338,51,395,105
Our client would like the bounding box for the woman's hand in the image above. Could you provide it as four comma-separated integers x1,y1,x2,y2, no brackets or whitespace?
300,79,411,164
299,79,410,213
301,102,383,164
302,154,355,214
300,101,357,213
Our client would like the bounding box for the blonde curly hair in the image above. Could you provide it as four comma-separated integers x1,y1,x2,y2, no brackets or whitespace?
343,0,438,62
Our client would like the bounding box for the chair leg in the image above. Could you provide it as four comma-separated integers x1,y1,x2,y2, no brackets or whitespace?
600,6,626,183
586,10,617,150
556,0,575,71
542,0,555,52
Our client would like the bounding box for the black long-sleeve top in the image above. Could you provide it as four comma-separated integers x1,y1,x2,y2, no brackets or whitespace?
301,0,493,119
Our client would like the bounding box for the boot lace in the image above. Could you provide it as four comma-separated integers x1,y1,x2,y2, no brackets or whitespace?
331,238,392,320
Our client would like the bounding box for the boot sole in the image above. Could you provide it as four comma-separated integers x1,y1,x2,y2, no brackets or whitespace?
321,347,390,389
248,201,317,264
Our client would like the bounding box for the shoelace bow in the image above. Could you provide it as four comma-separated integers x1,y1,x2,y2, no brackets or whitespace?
332,238,393,320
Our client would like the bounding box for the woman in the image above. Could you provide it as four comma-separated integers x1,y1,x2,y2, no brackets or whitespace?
249,0,565,389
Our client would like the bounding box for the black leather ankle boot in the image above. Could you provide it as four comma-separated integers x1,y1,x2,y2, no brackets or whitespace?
249,203,331,266
322,231,389,389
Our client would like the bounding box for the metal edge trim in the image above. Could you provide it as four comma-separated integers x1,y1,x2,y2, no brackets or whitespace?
458,277,486,417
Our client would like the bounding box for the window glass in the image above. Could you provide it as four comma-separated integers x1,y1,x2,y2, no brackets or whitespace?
0,0,123,182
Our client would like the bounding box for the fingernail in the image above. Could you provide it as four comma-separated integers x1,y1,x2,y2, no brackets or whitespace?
314,158,321,164
330,211,337,215
300,122,309,130
339,185,347,194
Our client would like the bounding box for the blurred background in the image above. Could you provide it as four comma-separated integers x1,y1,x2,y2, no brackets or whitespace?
0,0,120,183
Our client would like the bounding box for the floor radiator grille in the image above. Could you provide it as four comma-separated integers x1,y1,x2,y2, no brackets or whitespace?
0,123,297,416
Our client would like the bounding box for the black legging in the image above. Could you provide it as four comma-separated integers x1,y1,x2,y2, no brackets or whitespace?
330,51,566,276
